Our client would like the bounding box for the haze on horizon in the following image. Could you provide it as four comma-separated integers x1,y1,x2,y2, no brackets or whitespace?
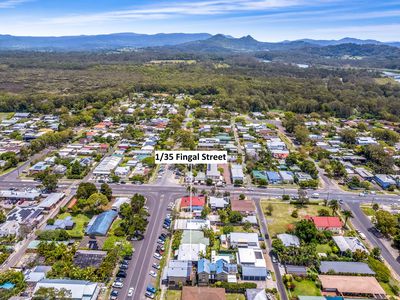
0,0,400,42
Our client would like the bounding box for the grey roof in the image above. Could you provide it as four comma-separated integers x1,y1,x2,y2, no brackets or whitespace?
286,265,307,275
165,260,192,278
39,193,64,208
332,236,368,253
277,233,300,247
246,289,268,300
320,261,375,275
242,266,268,277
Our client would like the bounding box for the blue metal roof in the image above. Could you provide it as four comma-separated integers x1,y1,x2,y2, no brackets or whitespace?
266,171,281,181
86,210,117,236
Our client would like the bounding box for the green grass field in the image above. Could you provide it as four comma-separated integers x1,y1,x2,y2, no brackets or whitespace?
290,279,321,297
361,205,376,217
226,294,245,300
165,290,181,300
261,201,330,237
58,213,90,238
316,243,332,254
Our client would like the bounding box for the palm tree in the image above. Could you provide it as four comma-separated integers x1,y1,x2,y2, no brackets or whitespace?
342,210,354,227
329,199,339,215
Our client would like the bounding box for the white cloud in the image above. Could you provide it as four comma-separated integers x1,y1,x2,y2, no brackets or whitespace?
44,0,307,25
0,0,30,9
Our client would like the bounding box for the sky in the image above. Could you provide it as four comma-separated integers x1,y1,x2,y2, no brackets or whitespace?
0,0,400,41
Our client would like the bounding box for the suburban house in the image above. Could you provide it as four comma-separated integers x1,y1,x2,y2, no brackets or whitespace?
277,233,300,248
197,258,237,285
209,196,229,210
305,216,343,232
180,196,206,216
318,275,386,299
230,199,256,216
237,248,268,281
162,260,194,286
332,236,368,254
226,232,259,249
319,261,375,275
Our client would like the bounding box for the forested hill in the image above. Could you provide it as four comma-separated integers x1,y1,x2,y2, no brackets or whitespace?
0,33,212,51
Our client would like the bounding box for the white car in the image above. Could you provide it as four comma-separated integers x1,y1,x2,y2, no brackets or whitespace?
266,271,272,280
128,287,134,297
149,270,157,278
153,253,162,260
112,282,123,288
311,193,320,198
359,192,366,197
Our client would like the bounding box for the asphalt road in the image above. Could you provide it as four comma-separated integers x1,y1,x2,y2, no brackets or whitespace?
345,201,400,277
254,198,288,300
116,192,180,300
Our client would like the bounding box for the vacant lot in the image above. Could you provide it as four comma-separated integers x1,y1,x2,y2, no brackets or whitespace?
261,201,330,237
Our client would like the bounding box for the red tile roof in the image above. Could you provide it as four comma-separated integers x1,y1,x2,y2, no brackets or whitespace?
305,215,343,229
180,196,206,208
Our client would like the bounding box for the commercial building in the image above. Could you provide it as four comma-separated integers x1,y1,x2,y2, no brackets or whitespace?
93,155,122,175
86,210,117,236
33,279,100,300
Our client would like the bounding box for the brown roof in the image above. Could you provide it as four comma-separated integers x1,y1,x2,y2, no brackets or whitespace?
319,275,386,296
231,199,255,213
181,287,226,300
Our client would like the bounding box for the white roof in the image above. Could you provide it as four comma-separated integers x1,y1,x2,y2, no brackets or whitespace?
34,279,98,300
177,244,206,261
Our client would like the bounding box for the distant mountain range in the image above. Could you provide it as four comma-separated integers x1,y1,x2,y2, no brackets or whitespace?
0,32,399,52
0,32,212,51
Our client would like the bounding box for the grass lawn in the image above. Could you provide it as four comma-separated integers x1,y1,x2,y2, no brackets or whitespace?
0,112,13,120
380,282,396,296
58,213,90,238
316,243,332,254
290,279,321,298
261,201,330,237
231,225,258,233
103,235,133,255
361,205,376,217
226,294,245,300
165,290,181,300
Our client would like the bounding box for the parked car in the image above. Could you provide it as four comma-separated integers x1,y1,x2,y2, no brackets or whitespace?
124,255,132,260
149,270,157,278
145,291,155,299
147,285,157,294
153,252,162,260
152,263,160,270
266,271,272,280
116,271,127,278
112,282,123,288
119,264,128,270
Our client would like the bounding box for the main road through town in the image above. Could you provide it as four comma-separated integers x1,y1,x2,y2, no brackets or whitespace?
1,166,400,299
